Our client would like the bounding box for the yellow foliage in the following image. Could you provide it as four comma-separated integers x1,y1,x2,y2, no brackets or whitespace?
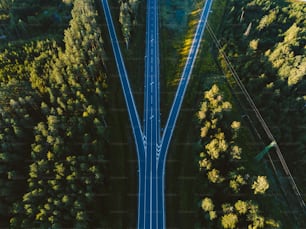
200,126,209,138
35,209,46,221
47,151,54,161
234,200,248,214
199,158,212,170
207,169,224,183
209,210,217,220
231,145,242,160
231,121,241,130
201,197,214,212
198,110,206,120
221,213,238,229
252,176,269,194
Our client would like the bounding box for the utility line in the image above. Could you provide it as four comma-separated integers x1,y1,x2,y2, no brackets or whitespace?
206,22,305,210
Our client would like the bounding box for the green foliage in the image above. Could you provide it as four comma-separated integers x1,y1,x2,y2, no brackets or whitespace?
267,22,305,86
0,40,58,84
119,2,132,44
0,0,12,10
0,81,38,227
257,9,278,31
219,0,306,196
17,1,108,227
0,0,109,227
1,0,71,41
118,0,140,46
197,85,279,228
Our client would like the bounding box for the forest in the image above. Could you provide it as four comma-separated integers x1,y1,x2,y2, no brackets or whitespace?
0,0,305,228
217,0,305,196
0,0,109,227
196,84,280,228
194,0,305,227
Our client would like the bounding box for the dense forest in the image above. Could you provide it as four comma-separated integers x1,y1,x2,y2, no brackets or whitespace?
218,0,305,195
0,0,71,42
0,0,109,227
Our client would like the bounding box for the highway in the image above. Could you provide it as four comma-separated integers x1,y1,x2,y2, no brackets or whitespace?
157,0,213,227
158,0,213,178
101,0,213,228
142,0,160,228
100,0,146,225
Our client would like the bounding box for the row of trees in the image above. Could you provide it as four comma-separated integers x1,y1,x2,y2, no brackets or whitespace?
118,0,140,47
197,85,279,228
0,0,109,227
218,0,306,194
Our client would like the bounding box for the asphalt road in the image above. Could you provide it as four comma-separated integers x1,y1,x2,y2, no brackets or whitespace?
157,1,213,228
142,0,161,227
100,0,146,226
101,0,213,228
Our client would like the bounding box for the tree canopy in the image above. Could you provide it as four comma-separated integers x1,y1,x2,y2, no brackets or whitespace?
218,0,306,196
197,85,279,229
0,0,109,227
